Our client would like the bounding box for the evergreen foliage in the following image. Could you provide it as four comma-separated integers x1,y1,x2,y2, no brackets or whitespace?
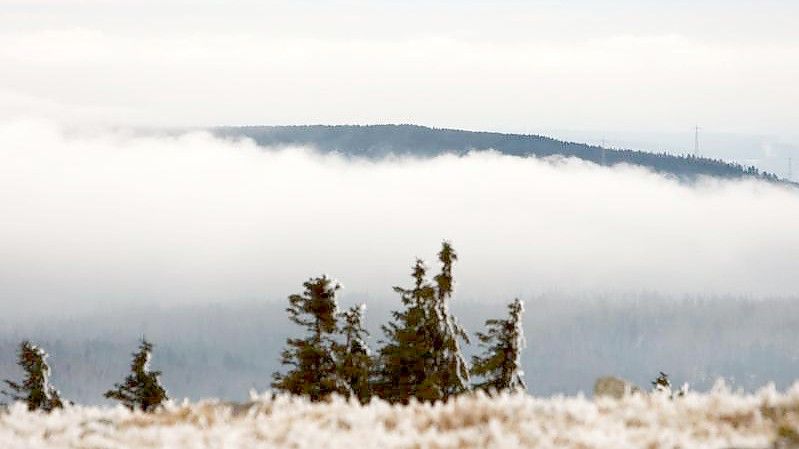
471,298,527,393
430,242,471,399
373,258,437,403
272,275,346,401
335,304,372,403
651,371,671,393
104,339,168,412
651,371,688,398
2,341,64,412
374,241,470,403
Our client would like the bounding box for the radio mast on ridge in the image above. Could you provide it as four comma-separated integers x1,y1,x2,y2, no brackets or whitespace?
694,125,700,156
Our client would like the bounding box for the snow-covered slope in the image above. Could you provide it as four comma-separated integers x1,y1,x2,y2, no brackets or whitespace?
2,383,798,449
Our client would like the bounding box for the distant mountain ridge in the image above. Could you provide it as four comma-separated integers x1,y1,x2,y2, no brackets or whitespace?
212,124,781,181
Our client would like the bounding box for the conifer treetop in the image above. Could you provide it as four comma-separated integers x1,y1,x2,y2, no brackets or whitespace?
471,298,527,393
272,275,347,401
104,338,168,412
2,340,64,412
287,275,340,336
375,241,470,403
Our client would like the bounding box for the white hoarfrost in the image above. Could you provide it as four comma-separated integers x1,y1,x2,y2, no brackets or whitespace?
1,382,799,449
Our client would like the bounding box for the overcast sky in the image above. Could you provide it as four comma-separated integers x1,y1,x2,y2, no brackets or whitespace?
1,0,797,143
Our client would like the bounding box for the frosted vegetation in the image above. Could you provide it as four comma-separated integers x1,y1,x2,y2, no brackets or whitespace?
1,384,799,449
2,240,797,449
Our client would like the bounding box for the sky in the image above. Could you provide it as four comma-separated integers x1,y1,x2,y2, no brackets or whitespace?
0,1,797,150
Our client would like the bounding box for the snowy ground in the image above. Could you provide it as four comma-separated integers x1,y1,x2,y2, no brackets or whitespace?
2,383,799,449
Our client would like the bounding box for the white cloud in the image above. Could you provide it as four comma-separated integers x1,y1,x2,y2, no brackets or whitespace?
1,2,798,134
1,119,798,316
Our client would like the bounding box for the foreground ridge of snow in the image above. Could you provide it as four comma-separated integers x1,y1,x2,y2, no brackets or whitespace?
2,382,799,449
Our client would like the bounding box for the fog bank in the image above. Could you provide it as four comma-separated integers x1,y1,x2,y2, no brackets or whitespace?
1,119,798,316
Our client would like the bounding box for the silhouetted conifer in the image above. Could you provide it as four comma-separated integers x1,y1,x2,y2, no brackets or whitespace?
374,241,470,403
374,259,438,403
272,275,346,401
651,371,671,393
104,339,168,412
651,371,688,398
2,341,64,412
471,298,526,393
431,242,470,399
335,304,372,403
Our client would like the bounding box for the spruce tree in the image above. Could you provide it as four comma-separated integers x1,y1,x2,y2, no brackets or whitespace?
471,298,527,393
651,371,671,393
374,241,470,403
335,304,372,403
374,259,438,403
105,339,168,412
430,241,470,399
651,371,687,398
2,341,64,412
272,275,345,401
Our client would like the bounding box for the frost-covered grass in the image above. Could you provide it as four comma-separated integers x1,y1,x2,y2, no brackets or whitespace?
2,383,799,449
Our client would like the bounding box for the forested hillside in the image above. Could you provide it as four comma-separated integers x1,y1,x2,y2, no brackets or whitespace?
212,125,781,181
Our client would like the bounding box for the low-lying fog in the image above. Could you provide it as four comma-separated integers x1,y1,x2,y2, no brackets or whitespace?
2,119,798,315
1,119,798,403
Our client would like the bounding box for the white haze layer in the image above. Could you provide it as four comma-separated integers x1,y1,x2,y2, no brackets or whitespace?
1,119,798,316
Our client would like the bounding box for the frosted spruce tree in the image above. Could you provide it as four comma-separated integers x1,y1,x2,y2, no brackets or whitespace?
105,339,168,412
430,241,471,399
651,371,671,393
335,304,373,403
651,371,688,398
374,258,438,403
375,241,470,403
272,275,346,401
470,298,527,393
2,341,64,412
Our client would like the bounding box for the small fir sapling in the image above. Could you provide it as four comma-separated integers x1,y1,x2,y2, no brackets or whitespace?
2,340,65,412
471,298,527,393
104,339,168,412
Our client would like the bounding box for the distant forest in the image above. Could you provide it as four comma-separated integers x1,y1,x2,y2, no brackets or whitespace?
212,124,781,181
3,293,797,405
